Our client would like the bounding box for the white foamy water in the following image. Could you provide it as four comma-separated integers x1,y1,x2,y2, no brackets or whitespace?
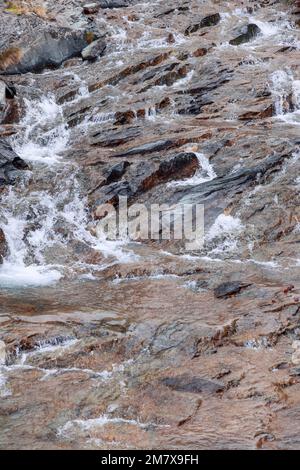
172,70,194,89
66,72,90,102
57,414,146,439
206,214,244,255
58,405,168,439
89,111,115,124
145,106,157,121
281,78,300,125
270,70,300,124
0,186,63,287
12,95,69,164
134,31,186,52
250,17,292,40
2,338,135,385
0,263,62,288
0,180,134,287
220,7,294,50
0,91,136,287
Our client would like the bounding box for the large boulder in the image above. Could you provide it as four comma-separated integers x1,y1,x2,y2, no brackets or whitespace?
0,139,29,186
0,29,95,75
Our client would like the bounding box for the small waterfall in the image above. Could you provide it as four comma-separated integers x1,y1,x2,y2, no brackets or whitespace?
270,69,300,124
145,106,157,121
0,91,132,287
0,94,70,286
12,95,70,164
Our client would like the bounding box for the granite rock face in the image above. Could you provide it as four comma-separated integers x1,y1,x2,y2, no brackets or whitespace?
0,0,299,451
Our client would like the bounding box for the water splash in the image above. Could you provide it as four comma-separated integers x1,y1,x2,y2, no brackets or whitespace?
206,214,244,255
12,95,69,164
270,69,300,124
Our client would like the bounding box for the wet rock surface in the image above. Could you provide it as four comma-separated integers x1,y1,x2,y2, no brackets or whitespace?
0,29,93,74
0,0,299,450
0,139,29,186
214,281,251,299
229,23,261,46
185,13,221,35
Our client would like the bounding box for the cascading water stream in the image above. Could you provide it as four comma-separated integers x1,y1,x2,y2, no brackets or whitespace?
271,69,300,124
0,89,134,288
0,0,300,451
1,2,298,289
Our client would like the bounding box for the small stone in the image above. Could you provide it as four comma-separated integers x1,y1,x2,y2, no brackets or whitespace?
104,161,130,185
81,39,106,61
0,138,29,188
167,33,175,44
114,139,176,158
229,24,261,46
214,281,250,299
161,374,224,394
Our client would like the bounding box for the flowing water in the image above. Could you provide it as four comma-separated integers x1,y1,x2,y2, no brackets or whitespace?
0,0,300,450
